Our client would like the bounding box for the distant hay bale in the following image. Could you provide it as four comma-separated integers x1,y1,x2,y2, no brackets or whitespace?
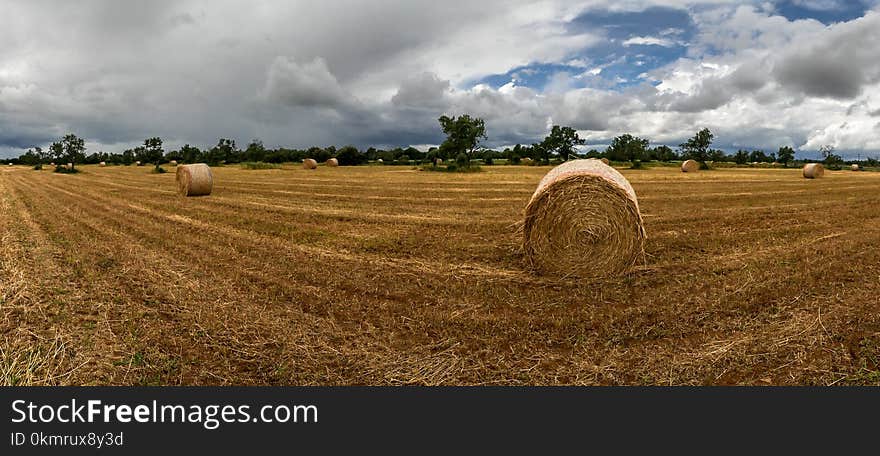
176,163,213,196
99,161,106,167
326,158,339,167
49,162,55,166
436,158,443,164
170,160,178,166
803,163,824,179
522,157,534,165
681,159,699,173
135,161,142,166
67,163,73,169
600,158,610,165
303,158,318,169
377,158,384,164
523,159,646,278
851,164,859,171
7,163,12,166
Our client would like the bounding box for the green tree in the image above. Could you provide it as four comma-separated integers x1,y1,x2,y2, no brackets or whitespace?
777,146,794,167
679,128,714,169
437,114,487,167
540,125,585,163
820,145,843,168
244,140,266,162
733,150,749,165
531,142,550,165
61,134,86,170
650,145,677,162
336,145,365,166
606,134,649,166
143,137,164,168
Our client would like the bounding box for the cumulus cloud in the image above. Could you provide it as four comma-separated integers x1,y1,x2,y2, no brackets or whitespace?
623,36,676,46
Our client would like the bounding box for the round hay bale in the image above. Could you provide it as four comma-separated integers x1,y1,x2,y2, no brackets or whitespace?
7,163,12,166
67,162,73,169
176,163,213,196
49,162,55,166
522,157,534,165
303,158,318,170
851,164,859,171
523,159,646,278
803,163,824,179
681,159,699,173
600,158,610,165
99,161,106,167
135,161,142,166
326,158,339,167
436,158,443,164
170,160,178,166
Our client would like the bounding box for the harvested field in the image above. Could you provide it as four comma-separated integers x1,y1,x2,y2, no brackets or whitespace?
2,164,880,385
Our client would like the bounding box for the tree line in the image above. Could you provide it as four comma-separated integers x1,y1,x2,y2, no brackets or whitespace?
4,116,875,170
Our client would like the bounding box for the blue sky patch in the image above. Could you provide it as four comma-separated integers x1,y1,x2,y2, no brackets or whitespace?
473,6,695,92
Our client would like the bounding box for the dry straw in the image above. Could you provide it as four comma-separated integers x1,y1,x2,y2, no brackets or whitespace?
803,163,824,179
681,159,699,173
326,158,339,167
851,164,859,171
600,158,610,165
303,158,318,169
176,163,213,196
99,161,106,167
523,159,646,278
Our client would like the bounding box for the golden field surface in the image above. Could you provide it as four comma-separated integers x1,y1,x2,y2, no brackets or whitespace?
1,163,879,385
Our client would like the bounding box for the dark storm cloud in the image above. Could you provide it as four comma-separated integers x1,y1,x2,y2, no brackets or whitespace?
771,11,880,99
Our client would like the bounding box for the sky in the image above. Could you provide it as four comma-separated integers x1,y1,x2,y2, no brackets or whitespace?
2,0,880,159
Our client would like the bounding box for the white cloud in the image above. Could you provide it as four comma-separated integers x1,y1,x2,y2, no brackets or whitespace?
623,36,676,47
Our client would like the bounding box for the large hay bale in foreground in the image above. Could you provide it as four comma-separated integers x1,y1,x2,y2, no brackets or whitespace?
303,158,318,170
176,163,213,196
851,164,859,171
326,158,339,167
681,160,699,173
523,159,646,278
803,163,824,179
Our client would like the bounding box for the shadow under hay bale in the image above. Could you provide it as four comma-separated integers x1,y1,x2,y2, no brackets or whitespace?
176,163,213,196
803,163,824,179
523,159,646,279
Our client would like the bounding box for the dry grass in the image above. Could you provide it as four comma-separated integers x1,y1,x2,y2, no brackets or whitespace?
1,164,879,385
